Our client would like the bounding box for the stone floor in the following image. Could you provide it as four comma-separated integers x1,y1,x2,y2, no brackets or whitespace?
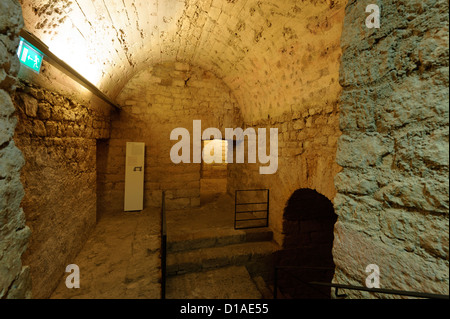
166,192,235,233
50,192,276,299
50,208,161,299
166,266,262,299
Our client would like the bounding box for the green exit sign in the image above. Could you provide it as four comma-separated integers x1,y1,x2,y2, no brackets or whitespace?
17,37,43,73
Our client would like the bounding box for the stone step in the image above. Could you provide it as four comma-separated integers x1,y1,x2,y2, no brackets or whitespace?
167,241,279,279
166,266,263,299
167,227,273,253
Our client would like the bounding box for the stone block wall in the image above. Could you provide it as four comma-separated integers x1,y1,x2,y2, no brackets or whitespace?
12,81,111,299
0,0,31,299
227,104,342,245
99,61,241,214
333,0,449,297
225,1,346,245
2,0,447,301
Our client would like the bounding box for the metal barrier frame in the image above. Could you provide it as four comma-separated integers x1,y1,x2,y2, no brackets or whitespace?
234,189,269,230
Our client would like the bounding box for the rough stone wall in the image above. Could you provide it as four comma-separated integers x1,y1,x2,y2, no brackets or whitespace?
227,104,342,245
224,1,346,245
12,81,111,299
333,0,449,297
100,61,240,214
0,0,32,299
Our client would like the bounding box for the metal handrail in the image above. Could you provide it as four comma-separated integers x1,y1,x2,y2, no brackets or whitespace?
309,281,450,300
273,265,450,299
273,265,335,299
160,191,167,299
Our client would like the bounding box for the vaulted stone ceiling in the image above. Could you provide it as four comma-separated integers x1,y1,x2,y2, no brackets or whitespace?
19,0,346,121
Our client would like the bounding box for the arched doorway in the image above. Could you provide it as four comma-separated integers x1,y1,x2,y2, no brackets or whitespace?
277,188,337,299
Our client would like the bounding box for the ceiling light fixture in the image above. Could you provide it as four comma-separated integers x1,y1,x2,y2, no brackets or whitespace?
19,29,121,110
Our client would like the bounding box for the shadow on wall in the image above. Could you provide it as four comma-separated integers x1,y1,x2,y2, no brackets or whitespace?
276,188,337,299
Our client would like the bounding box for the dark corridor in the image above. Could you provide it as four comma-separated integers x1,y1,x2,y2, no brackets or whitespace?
276,188,337,299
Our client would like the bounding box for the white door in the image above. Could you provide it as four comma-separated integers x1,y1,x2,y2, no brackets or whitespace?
124,142,145,211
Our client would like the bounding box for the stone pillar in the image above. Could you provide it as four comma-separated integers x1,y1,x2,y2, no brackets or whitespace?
0,0,32,299
333,0,449,297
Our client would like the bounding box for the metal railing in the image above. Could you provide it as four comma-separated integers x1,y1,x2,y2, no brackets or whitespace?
234,189,269,229
273,265,450,299
309,281,450,300
274,266,335,299
160,191,167,299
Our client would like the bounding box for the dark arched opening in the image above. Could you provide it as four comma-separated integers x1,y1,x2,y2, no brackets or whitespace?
276,188,337,299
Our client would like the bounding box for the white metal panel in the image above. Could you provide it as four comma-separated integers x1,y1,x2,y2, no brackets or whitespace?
124,142,145,211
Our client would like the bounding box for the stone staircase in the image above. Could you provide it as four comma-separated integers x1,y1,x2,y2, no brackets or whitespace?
165,227,279,299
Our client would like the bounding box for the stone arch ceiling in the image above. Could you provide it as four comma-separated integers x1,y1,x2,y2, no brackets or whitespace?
19,0,346,121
